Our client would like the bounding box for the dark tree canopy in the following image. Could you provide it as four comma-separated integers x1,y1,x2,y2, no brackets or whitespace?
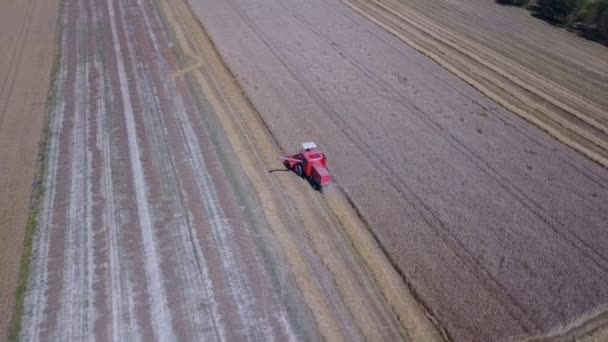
537,0,579,22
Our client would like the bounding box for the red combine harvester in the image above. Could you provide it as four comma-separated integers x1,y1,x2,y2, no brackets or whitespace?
280,142,332,190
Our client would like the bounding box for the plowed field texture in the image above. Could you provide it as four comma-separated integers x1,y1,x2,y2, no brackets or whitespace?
2,0,607,341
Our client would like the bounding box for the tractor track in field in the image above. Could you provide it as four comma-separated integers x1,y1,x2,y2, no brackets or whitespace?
16,0,438,340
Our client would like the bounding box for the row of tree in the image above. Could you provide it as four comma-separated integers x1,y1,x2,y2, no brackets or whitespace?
498,0,608,40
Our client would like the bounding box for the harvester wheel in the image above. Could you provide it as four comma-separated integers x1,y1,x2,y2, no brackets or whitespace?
295,164,303,177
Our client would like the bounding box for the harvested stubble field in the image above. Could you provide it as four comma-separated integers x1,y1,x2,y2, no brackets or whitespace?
187,0,608,340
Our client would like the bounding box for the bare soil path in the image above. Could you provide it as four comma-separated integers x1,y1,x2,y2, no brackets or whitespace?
17,0,433,340
186,0,608,340
0,0,59,337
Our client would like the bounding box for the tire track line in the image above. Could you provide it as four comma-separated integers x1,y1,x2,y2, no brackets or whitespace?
57,0,90,338
92,1,142,339
84,10,96,335
107,0,175,339
0,0,33,98
98,45,134,342
91,1,125,338
0,0,36,128
125,1,225,338
35,0,80,336
87,0,140,341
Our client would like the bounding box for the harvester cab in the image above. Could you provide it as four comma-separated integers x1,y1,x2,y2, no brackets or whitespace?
280,142,332,190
